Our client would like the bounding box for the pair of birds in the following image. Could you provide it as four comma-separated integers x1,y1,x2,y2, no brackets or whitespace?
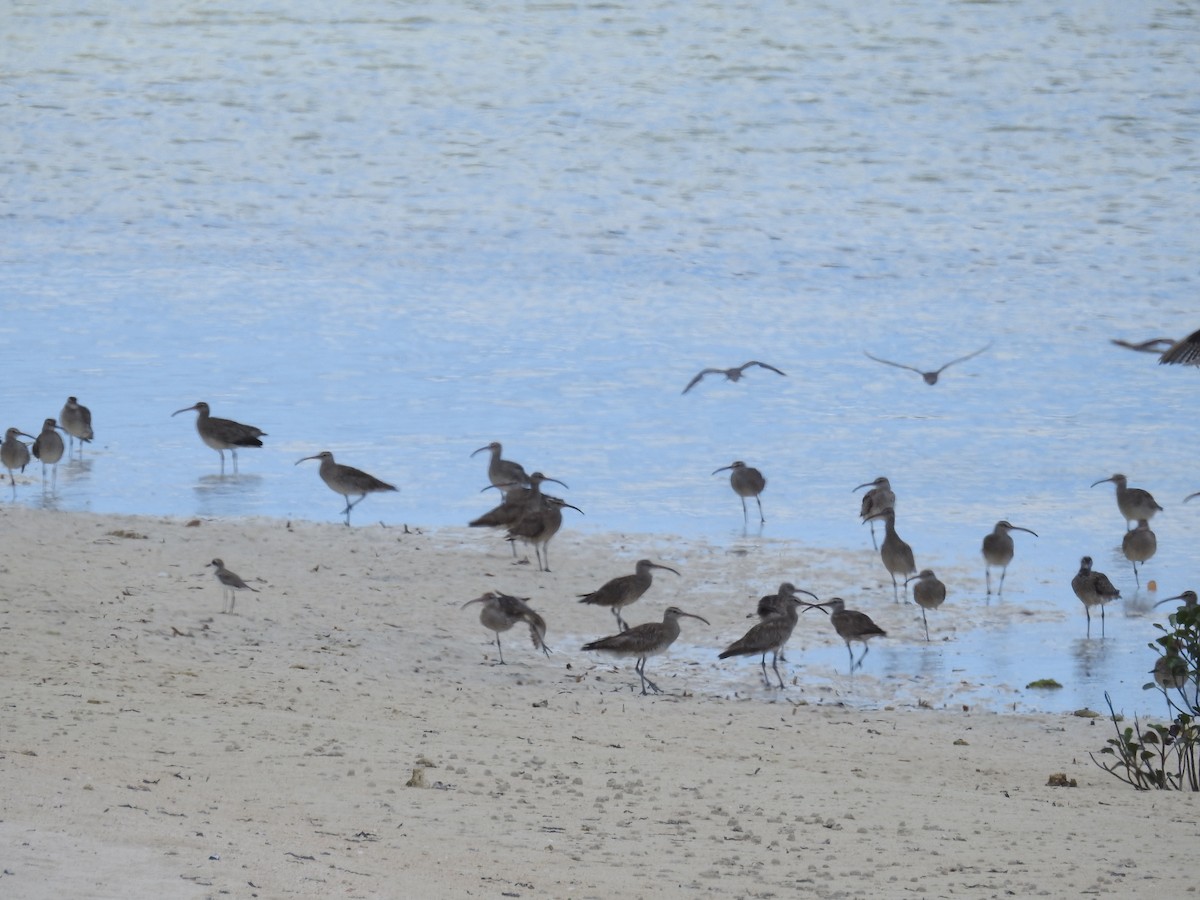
2,397,95,488
172,401,397,524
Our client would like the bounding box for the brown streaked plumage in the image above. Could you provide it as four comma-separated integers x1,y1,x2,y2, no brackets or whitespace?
863,507,916,603
582,606,709,695
60,396,94,455
208,558,259,614
172,401,265,472
578,559,680,632
1091,473,1162,530
295,450,397,525
1070,556,1120,638
825,598,887,673
721,590,826,688
713,460,767,525
1121,520,1157,588
905,569,946,641
981,520,1037,598
462,591,550,664
855,477,895,550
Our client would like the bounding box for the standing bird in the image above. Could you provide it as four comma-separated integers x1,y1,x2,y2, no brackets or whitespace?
1071,556,1121,638
682,361,787,394
1155,590,1197,613
578,559,681,632
505,495,583,572
1091,473,1162,531
855,477,896,550
172,401,265,473
59,396,94,456
747,582,821,662
469,472,568,558
720,591,827,689
461,591,550,664
471,442,531,496
582,606,709,695
863,507,916,603
981,520,1038,598
1121,519,1157,588
905,569,946,642
713,460,767,525
1150,636,1188,692
31,419,65,488
862,343,991,385
1,427,34,491
295,450,397,525
825,598,887,673
208,558,259,614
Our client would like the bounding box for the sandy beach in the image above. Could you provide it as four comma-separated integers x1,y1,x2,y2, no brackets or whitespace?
1,506,1195,899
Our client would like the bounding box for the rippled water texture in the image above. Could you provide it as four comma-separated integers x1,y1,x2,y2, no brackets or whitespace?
3,0,1199,714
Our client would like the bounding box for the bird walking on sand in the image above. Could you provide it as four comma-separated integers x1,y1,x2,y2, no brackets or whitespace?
578,559,681,632
172,401,265,473
1091,474,1162,531
470,472,569,559
1071,556,1120,638
471,442,531,496
1111,328,1200,366
824,598,887,673
60,396,93,456
855,477,895,550
863,343,991,385
1,427,34,491
462,591,550,664
981,520,1037,598
296,450,397,525
1122,519,1157,588
713,460,767,525
208,558,259,614
31,419,65,488
721,590,827,688
506,495,583,572
582,606,709,695
863,507,916,603
905,569,946,641
683,361,786,394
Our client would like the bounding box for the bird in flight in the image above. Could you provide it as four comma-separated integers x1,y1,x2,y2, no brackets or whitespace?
682,360,787,394
1111,328,1200,366
863,343,991,385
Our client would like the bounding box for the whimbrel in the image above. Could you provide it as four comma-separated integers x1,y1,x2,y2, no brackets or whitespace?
172,402,265,473
855,477,895,550
682,361,786,394
1122,520,1157,588
471,442,531,496
863,507,916,603
825,598,887,673
295,450,397,525
506,495,582,572
863,343,991,385
462,591,550,664
582,606,709,695
208,558,259,614
59,396,93,455
1155,590,1197,613
1,427,33,490
1071,556,1120,638
469,472,568,557
31,419,65,487
981,520,1037,598
720,591,826,688
713,461,767,525
1150,636,1188,692
748,583,820,662
905,569,946,641
1091,474,1162,530
578,559,680,632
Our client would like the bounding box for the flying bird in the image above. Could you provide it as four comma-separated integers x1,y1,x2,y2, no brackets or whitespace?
863,343,991,385
682,361,787,394
1111,328,1200,366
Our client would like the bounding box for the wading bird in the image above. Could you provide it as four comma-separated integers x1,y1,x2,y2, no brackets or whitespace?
582,606,709,695
295,450,397,525
1091,473,1162,530
172,401,265,473
981,520,1037,598
1071,556,1120,638
713,460,767,525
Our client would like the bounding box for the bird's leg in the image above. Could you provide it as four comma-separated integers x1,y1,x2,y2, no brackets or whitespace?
856,644,870,671
1085,607,1092,639
1132,562,1140,588
741,497,748,526
845,643,855,674
1101,605,1106,639
985,567,992,597
997,566,1008,597
922,609,930,642
758,654,771,687
869,522,878,551
756,496,765,525
771,652,784,689
890,573,899,604
496,634,506,665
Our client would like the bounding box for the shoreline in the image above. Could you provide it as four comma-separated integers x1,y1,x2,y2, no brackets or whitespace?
1,507,1193,897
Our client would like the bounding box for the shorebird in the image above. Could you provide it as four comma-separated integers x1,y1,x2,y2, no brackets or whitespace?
59,396,93,456
208,558,259,614
1091,474,1162,530
905,569,946,641
1071,556,1120,638
471,442,530,496
1111,328,1200,366
721,591,827,688
1155,590,1197,613
1121,519,1157,588
462,591,550,664
470,472,569,558
747,583,821,662
295,450,397,525
582,606,709,695
172,401,265,473
1,427,33,490
31,419,65,487
1150,636,1188,692
578,559,681,632
863,343,991,385
981,520,1037,598
713,460,767,525
506,495,582,572
824,598,887,673
682,361,786,394
863,507,916,602
855,477,895,550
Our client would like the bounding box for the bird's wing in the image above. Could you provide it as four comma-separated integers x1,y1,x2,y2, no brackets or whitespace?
863,352,922,375
1111,337,1176,353
935,342,992,373
682,369,721,393
743,361,787,377
1159,328,1200,366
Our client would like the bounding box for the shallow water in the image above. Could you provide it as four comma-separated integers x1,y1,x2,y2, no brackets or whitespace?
3,0,1199,717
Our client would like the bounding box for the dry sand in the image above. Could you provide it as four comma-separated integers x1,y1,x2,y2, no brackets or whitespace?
1,507,1196,898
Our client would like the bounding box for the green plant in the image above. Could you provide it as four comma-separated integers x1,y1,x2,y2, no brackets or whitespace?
1092,601,1200,790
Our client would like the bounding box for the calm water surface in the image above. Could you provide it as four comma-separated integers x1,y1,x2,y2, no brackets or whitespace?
3,0,1199,716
